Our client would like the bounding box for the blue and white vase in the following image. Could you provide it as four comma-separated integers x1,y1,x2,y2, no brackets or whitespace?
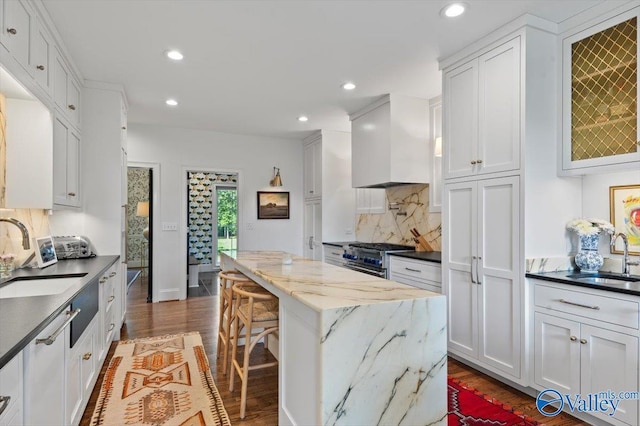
574,233,604,273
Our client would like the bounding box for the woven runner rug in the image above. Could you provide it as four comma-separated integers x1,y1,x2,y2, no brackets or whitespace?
90,332,231,426
448,377,539,425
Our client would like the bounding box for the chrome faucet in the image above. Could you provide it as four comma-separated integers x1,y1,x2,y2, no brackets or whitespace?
610,233,640,276
0,217,30,249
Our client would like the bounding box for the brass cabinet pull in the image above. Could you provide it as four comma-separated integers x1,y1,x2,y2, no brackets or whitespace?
109,272,117,277
68,192,76,197
107,295,115,303
68,104,76,111
6,28,17,35
83,352,92,360
570,336,577,341
36,65,45,70
470,160,477,165
580,338,587,344
108,323,115,331
476,159,483,164
99,277,108,284
0,396,10,416
122,126,126,130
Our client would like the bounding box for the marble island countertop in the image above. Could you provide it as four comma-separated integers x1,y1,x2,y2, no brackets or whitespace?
221,250,447,425
221,250,442,312
0,256,119,368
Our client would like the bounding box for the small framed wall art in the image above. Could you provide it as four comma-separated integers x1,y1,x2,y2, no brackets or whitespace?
609,184,640,255
34,235,58,268
257,191,290,219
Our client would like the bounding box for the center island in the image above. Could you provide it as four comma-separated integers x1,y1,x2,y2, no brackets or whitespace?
221,250,447,426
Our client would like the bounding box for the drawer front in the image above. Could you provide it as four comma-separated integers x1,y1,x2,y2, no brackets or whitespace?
389,257,441,283
391,273,441,293
0,352,22,424
535,284,639,329
323,246,345,265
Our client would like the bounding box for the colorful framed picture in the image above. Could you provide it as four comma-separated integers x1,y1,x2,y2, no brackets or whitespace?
257,191,290,220
609,184,640,255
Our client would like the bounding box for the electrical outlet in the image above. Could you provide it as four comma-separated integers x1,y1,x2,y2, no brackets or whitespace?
246,222,254,230
162,222,178,231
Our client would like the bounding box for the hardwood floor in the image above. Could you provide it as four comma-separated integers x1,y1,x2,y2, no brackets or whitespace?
82,275,585,425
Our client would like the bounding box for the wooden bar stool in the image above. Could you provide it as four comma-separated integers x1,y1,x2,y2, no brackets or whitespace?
217,270,257,375
229,282,279,419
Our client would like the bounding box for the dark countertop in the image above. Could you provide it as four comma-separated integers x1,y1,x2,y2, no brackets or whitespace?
322,241,360,248
526,270,640,297
388,251,442,263
0,255,119,369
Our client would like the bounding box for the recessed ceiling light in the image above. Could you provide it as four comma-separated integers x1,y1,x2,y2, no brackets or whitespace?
298,116,309,122
342,82,356,90
166,50,184,61
166,99,178,106
441,3,467,18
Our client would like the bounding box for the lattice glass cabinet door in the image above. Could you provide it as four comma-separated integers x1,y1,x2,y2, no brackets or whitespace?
562,9,640,174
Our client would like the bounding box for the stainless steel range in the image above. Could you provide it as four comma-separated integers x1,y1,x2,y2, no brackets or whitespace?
342,242,415,278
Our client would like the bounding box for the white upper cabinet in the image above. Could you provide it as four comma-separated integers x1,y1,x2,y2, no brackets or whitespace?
444,37,521,180
303,137,322,200
350,94,429,188
53,113,80,208
0,0,33,72
30,17,52,95
53,47,81,128
560,7,640,175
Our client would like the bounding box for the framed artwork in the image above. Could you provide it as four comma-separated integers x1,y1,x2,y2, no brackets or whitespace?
609,184,640,255
257,191,290,219
34,236,58,268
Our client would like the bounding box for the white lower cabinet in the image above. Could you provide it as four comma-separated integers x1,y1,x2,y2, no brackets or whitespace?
0,350,23,426
66,318,98,426
389,256,441,293
23,308,70,425
533,281,639,426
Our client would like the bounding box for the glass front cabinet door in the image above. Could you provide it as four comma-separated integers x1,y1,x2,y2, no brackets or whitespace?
561,7,639,175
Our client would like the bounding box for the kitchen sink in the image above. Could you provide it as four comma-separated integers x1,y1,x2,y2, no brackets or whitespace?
565,272,640,291
0,277,83,299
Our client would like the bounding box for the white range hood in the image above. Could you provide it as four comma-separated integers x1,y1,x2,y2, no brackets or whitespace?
349,94,430,188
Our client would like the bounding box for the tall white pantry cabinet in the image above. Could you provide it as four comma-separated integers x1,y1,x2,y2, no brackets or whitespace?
441,19,582,385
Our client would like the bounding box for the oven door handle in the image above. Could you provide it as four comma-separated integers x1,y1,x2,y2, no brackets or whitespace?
343,262,386,277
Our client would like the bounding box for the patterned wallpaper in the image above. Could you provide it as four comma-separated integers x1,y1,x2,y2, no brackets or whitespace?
188,172,237,265
127,168,150,266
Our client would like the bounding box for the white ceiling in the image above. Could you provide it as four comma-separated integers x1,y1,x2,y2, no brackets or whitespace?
42,0,613,140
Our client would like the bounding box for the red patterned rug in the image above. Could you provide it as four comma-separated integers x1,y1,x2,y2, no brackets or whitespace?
448,377,539,425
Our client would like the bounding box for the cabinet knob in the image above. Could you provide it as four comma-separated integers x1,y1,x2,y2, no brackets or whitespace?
68,104,77,111
122,126,126,130
570,335,577,341
68,192,76,197
470,160,477,165
6,28,17,35
82,352,92,360
580,338,587,344
476,159,483,164
36,65,45,71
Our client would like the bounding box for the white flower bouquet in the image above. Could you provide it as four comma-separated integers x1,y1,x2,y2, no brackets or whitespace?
566,218,615,236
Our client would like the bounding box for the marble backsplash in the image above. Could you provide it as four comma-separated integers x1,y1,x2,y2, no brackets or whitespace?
355,184,441,250
0,209,49,266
